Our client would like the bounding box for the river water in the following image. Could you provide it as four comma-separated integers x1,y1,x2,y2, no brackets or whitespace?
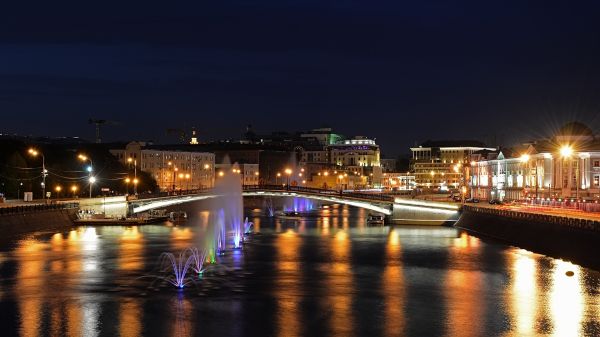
0,204,598,337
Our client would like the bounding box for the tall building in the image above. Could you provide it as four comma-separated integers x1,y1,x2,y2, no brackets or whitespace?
410,140,495,190
110,142,215,191
328,136,382,187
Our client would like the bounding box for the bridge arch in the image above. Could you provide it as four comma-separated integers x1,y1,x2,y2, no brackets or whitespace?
243,191,392,215
131,190,392,215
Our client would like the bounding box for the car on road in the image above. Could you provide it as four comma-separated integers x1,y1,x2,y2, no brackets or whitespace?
489,199,503,205
465,198,480,203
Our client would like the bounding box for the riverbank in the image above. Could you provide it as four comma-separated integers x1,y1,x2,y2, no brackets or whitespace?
456,205,600,270
0,204,78,237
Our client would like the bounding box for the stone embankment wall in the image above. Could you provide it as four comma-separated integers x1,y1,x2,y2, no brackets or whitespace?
456,205,600,269
0,204,78,237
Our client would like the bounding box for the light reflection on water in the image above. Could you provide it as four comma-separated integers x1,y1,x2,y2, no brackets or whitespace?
275,228,301,337
1,205,599,337
384,228,405,336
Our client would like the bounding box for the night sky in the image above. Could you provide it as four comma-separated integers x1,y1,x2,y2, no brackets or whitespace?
2,1,600,156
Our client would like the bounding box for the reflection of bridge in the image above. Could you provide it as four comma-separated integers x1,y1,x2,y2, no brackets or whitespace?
128,185,460,223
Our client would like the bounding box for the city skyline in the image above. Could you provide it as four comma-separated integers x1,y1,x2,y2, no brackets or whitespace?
2,1,600,155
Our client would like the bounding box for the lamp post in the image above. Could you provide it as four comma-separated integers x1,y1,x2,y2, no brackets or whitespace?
89,176,96,197
28,148,47,200
128,157,137,195
17,181,23,200
55,185,62,199
71,185,78,198
78,154,94,198
125,177,131,195
520,154,530,201
276,172,281,185
285,168,292,190
560,145,577,199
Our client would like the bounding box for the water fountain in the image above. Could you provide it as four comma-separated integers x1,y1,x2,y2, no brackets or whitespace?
284,197,315,213
153,160,252,289
264,198,275,217
243,217,254,234
158,247,208,289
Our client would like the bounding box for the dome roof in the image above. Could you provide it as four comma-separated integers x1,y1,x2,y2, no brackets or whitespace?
557,122,593,136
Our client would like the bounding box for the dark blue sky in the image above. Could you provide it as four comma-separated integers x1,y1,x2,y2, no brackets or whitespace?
1,1,600,156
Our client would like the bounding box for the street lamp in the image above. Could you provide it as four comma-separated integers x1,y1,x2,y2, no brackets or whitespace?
276,172,281,185
78,154,94,198
284,168,292,189
338,174,344,191
125,177,131,195
89,176,96,197
28,148,47,200
55,185,62,199
560,145,578,199
128,157,138,194
71,185,78,197
520,154,531,200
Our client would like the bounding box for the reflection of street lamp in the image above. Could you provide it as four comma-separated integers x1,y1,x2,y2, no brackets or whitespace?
28,148,47,200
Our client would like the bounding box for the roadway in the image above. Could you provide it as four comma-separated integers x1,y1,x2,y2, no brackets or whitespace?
469,201,600,222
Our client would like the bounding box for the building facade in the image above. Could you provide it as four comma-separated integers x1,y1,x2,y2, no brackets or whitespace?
410,141,495,190
470,122,600,201
110,142,215,192
215,163,260,186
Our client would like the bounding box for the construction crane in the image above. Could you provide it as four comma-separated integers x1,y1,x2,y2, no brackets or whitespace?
89,118,117,143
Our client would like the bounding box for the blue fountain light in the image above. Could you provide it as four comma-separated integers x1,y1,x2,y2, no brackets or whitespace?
159,247,209,289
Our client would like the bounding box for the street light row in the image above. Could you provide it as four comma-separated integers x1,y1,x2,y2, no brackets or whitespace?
27,148,143,198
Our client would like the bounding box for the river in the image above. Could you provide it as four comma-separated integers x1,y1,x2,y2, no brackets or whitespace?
0,203,598,336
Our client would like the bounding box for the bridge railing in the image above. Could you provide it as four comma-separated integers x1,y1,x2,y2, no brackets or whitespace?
243,185,394,203
133,187,212,201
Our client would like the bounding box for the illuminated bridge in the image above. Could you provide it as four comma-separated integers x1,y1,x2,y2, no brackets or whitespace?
126,185,460,224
